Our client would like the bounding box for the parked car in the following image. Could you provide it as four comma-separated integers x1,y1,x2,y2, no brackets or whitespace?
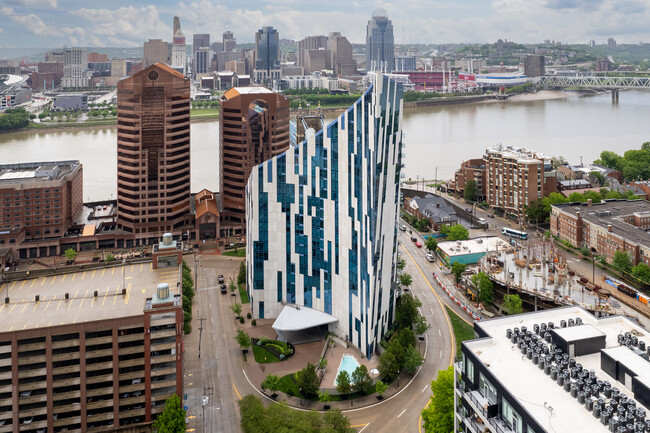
220,285,227,294
465,208,472,213
399,223,406,231
411,236,417,242
218,275,225,284
131,378,141,385
426,253,435,262
487,214,494,218
415,242,422,248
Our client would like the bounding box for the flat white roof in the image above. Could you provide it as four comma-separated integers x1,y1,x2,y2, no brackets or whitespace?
231,86,274,94
272,305,338,332
465,307,650,432
602,346,650,383
438,236,511,257
552,324,605,341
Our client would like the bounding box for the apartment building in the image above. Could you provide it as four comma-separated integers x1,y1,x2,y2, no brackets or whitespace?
453,158,487,201
484,145,556,218
456,306,650,433
61,48,88,89
0,161,83,249
0,263,183,433
550,199,650,266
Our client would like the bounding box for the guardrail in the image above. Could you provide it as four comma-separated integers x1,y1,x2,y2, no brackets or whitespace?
433,272,483,321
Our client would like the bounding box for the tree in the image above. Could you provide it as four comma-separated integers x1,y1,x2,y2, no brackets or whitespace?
297,362,320,397
396,327,417,351
451,261,466,285
323,409,352,433
229,280,237,294
397,257,406,271
230,303,243,317
421,366,454,433
395,293,421,330
525,200,548,224
551,155,567,169
238,395,267,432
414,217,430,232
351,365,372,394
152,394,186,433
404,346,425,375
336,370,351,395
463,179,478,202
261,374,280,395
613,250,633,273
375,380,388,397
425,236,437,253
414,314,431,337
502,294,523,315
446,224,469,241
64,248,78,262
318,389,332,402
318,357,328,370
235,329,251,349
590,171,605,186
471,272,494,305
238,261,246,285
399,273,413,290
378,350,400,381
632,262,650,283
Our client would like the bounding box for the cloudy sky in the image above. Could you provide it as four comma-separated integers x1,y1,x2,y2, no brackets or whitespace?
1,0,649,48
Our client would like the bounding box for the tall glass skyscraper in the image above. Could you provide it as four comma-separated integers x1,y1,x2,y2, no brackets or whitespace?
254,26,280,83
245,73,404,358
366,8,395,72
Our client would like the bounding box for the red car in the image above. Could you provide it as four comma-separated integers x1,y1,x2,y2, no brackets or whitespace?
415,241,422,248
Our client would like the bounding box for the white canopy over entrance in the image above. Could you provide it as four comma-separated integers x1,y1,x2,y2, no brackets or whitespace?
272,305,338,343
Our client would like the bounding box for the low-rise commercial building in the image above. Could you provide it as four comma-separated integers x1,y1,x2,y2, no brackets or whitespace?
0,263,183,433
438,236,510,266
0,161,83,248
456,306,650,433
550,199,650,266
53,94,88,111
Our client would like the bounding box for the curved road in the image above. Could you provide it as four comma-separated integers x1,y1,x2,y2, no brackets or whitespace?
185,232,476,433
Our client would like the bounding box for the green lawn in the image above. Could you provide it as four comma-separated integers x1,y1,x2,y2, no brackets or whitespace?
222,249,245,257
445,306,476,356
277,373,304,398
191,108,219,118
252,344,280,364
238,284,249,304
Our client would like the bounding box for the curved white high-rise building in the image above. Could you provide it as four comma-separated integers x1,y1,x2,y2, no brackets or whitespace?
245,73,404,358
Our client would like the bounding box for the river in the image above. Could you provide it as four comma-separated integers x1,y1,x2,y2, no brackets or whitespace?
1,90,649,201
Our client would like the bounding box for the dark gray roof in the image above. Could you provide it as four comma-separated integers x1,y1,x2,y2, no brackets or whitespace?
412,194,457,224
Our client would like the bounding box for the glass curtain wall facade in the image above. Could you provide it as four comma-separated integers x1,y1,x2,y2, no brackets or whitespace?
366,9,395,73
245,73,404,358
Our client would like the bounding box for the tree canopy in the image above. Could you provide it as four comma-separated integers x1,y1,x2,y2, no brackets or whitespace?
594,143,650,181
443,224,469,241
471,272,494,305
152,394,186,433
502,294,523,315
297,362,320,397
463,180,478,202
613,250,633,273
425,236,438,253
451,261,466,285
0,107,30,131
336,370,352,395
421,366,454,433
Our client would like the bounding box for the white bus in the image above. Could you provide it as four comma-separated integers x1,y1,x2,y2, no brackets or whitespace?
502,227,528,240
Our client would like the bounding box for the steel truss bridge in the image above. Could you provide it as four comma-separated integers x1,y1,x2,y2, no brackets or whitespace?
534,75,650,89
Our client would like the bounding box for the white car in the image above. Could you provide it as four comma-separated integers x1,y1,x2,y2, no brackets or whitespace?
399,224,406,231
426,253,435,262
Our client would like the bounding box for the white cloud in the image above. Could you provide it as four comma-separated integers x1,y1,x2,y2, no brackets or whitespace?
13,0,58,8
3,7,63,36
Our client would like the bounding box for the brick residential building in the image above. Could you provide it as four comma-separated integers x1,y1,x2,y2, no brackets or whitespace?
0,264,183,433
453,158,487,201
550,199,650,266
116,63,193,245
403,194,458,231
484,145,557,218
0,161,83,250
219,87,290,236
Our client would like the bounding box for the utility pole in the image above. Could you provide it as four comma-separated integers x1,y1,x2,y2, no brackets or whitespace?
198,317,205,358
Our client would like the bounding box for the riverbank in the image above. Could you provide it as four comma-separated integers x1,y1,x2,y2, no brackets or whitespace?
508,89,572,102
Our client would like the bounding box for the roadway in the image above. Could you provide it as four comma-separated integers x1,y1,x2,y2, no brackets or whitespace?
184,236,476,433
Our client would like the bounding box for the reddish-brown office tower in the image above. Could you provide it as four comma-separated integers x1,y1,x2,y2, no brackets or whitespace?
219,87,290,236
117,63,192,245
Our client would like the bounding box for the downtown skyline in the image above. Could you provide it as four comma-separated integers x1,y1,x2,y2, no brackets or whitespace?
2,0,650,50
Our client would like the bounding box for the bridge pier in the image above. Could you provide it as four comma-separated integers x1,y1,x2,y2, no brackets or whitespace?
612,89,619,104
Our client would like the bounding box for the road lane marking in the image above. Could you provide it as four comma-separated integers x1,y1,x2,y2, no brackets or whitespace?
92,270,96,279
61,274,66,283
422,385,428,393
438,329,441,336
40,278,46,287
44,295,56,312
30,279,36,287
102,285,110,306
21,303,29,314
51,275,56,285
232,384,242,400
20,280,26,290
102,268,105,277
397,409,407,418
79,289,89,309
